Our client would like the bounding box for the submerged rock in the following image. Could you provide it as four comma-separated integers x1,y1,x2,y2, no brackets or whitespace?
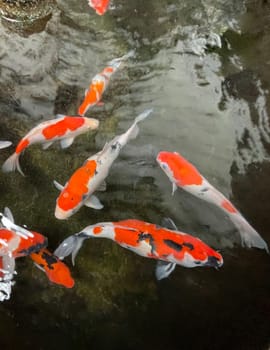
0,0,56,35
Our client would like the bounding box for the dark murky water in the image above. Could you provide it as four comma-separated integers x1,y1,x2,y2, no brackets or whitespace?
0,0,270,349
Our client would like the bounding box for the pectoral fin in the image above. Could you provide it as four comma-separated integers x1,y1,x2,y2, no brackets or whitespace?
161,217,178,231
172,182,177,195
84,195,104,210
53,180,64,191
60,137,74,149
42,142,54,150
3,207,14,223
155,261,176,281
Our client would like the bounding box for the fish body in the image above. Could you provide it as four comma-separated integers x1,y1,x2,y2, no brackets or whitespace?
55,109,152,220
78,50,135,116
88,0,110,15
156,151,268,252
55,219,223,280
2,115,99,175
30,249,74,288
0,227,47,278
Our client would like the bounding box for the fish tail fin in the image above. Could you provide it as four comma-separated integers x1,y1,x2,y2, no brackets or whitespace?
2,153,24,176
54,233,87,265
108,50,136,69
232,214,269,253
128,108,153,140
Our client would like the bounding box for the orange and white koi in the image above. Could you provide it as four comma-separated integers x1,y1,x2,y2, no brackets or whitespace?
88,0,110,15
156,151,268,252
54,109,153,220
2,115,99,176
30,249,74,288
55,218,223,280
77,50,135,116
0,141,12,149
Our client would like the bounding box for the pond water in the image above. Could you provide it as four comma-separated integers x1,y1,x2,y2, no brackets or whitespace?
0,0,270,349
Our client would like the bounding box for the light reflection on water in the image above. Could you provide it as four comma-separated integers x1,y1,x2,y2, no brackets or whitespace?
0,1,270,349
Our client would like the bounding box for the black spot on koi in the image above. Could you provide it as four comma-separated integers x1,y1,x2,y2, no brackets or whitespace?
163,239,183,252
41,251,58,270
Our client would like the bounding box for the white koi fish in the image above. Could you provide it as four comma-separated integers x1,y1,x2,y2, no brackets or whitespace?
156,151,268,252
2,115,99,176
54,108,153,220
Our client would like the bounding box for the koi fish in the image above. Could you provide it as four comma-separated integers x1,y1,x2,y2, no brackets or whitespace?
0,208,74,288
156,151,268,252
0,141,12,149
55,218,223,280
30,249,74,288
54,108,153,220
2,115,99,176
78,50,135,116
88,0,110,15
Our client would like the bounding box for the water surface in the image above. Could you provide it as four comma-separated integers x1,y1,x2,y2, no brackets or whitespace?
0,1,270,349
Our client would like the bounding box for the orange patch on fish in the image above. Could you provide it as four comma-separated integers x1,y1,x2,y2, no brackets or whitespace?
158,151,203,186
30,248,74,288
78,80,105,115
57,159,97,211
93,226,103,235
221,200,237,214
42,117,85,140
0,228,15,242
114,226,139,247
16,139,30,154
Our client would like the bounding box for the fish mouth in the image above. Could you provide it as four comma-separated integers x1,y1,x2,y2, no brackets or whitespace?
55,207,70,220
205,255,223,268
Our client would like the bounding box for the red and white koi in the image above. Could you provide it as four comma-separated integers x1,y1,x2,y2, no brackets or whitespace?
2,115,99,176
77,50,135,116
156,151,268,252
54,108,153,220
55,218,223,280
88,0,110,15
0,208,47,279
0,141,12,149
0,208,74,289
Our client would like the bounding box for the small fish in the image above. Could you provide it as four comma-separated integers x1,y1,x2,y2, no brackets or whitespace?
55,218,223,281
78,50,135,116
54,109,153,220
156,151,268,252
0,141,12,150
30,249,74,288
2,115,99,176
88,0,110,15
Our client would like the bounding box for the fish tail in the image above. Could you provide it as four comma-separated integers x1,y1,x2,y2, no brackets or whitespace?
2,153,24,176
107,50,135,69
127,109,153,141
54,233,87,265
231,213,269,253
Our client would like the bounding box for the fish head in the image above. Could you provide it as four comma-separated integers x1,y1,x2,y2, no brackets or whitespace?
84,117,99,130
156,151,177,183
55,188,83,220
188,241,223,269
